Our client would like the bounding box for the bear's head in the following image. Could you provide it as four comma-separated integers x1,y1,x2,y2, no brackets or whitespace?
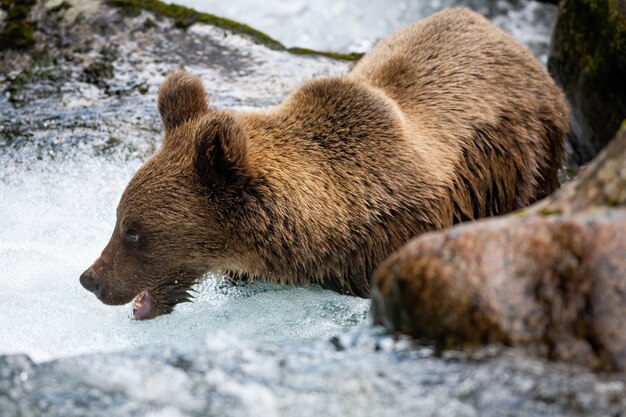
80,71,259,319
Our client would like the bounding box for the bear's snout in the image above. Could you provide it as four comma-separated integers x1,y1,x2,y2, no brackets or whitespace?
80,269,101,295
79,255,140,306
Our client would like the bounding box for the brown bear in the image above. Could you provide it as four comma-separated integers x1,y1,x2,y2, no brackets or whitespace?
80,8,568,319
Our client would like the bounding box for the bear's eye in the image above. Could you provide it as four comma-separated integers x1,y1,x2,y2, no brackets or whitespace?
125,228,140,243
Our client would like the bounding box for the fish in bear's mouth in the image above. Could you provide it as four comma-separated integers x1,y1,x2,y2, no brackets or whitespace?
131,290,155,320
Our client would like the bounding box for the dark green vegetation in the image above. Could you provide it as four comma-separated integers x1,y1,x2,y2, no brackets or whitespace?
286,47,363,61
0,0,37,51
106,0,362,61
48,1,71,13
3,66,67,104
549,0,626,163
106,0,283,48
81,61,114,87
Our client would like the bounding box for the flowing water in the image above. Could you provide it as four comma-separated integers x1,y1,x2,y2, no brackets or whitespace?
0,21,353,363
1,1,624,416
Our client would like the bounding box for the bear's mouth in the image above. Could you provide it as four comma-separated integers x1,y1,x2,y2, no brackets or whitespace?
131,290,155,320
130,275,196,320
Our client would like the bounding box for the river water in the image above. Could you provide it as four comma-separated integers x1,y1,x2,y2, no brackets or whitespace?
0,0,559,365
1,1,624,416
0,24,354,362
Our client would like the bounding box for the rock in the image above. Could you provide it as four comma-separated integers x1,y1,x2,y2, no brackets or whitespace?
0,0,351,156
372,128,626,372
548,0,626,164
1,331,626,417
0,0,37,51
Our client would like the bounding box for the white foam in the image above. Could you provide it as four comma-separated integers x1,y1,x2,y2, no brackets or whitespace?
0,154,369,362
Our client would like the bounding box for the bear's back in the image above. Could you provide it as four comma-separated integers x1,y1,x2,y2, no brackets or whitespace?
350,7,568,218
237,8,568,296
350,7,551,126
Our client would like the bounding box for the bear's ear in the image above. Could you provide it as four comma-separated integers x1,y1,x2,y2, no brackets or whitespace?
158,70,209,131
194,112,249,190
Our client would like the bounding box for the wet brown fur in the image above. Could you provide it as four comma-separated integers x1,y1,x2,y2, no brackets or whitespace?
81,8,568,316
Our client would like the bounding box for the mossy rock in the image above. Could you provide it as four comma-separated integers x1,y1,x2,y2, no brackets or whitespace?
373,129,626,371
106,0,281,48
549,0,626,164
105,0,360,61
0,0,37,51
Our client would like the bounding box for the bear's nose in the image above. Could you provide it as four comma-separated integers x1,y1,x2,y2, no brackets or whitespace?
80,269,101,294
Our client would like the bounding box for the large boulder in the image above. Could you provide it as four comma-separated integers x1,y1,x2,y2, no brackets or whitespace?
372,127,626,372
548,0,626,163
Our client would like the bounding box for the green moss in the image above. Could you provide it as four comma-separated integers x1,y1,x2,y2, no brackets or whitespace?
3,66,66,104
287,47,363,61
4,68,33,101
0,121,32,146
105,0,361,61
106,0,283,49
538,206,562,217
94,136,124,156
81,61,114,86
48,1,71,14
0,0,37,51
548,0,626,160
136,83,149,95
619,119,626,136
142,17,156,30
605,194,619,206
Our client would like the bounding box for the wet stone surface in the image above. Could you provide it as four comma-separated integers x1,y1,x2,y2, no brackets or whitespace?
372,130,626,373
2,331,626,417
0,0,349,161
